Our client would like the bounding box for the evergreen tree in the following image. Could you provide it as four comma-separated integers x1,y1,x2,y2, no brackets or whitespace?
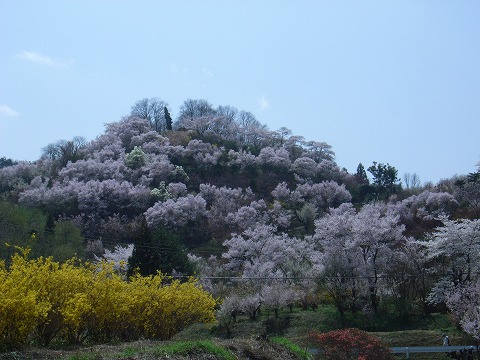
127,217,193,277
355,163,369,184
351,163,371,204
164,106,173,131
155,227,194,275
367,161,401,200
0,157,16,169
128,217,160,277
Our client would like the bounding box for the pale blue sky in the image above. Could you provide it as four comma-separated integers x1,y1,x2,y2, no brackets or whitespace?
1,1,479,184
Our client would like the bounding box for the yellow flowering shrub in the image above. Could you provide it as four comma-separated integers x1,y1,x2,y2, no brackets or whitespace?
0,249,217,349
128,275,217,339
85,262,134,342
0,252,50,350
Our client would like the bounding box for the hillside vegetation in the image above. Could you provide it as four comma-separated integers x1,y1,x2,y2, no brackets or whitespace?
1,98,479,354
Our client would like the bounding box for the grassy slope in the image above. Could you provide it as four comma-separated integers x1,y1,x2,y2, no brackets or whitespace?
0,305,474,360
173,305,472,360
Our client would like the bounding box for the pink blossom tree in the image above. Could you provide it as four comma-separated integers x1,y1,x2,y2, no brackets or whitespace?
446,280,480,340
256,147,291,170
425,217,480,308
95,243,134,274
102,116,152,151
314,203,406,314
144,194,208,236
222,224,322,282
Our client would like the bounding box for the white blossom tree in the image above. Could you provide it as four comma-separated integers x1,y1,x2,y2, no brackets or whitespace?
95,243,134,274
446,280,480,340
256,147,291,170
313,203,406,313
425,217,480,306
222,224,322,283
145,194,207,229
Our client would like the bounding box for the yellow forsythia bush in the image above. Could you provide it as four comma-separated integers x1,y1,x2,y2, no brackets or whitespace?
0,255,50,350
0,249,216,350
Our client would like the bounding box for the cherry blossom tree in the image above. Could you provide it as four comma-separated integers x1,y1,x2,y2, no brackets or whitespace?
87,139,125,162
167,182,187,198
390,190,458,223
216,294,243,337
261,283,292,318
240,292,263,321
137,154,175,187
0,161,39,197
351,203,405,313
316,159,346,182
186,140,223,167
313,204,360,315
454,174,480,214
19,179,151,220
177,116,217,137
295,181,352,212
446,280,480,340
388,190,458,237
145,194,207,230
58,158,127,182
256,147,291,170
103,117,151,151
291,157,318,180
225,200,268,233
222,224,322,282
302,141,335,162
267,200,292,230
314,203,406,314
198,184,256,238
95,243,133,274
19,180,79,216
425,217,480,305
130,131,170,154
226,149,257,170
201,111,239,141
271,181,352,218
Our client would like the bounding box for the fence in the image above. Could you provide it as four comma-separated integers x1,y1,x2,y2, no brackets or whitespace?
310,345,479,359
390,345,478,359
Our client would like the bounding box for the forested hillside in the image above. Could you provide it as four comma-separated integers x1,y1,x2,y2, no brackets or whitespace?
1,98,480,345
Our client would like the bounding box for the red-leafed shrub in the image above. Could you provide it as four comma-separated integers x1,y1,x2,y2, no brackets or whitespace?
308,328,393,360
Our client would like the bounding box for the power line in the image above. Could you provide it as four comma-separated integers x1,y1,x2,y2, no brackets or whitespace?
171,273,447,281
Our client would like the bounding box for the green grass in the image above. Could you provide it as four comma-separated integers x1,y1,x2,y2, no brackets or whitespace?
151,340,236,360
65,354,102,360
117,346,136,357
270,336,312,360
62,340,236,360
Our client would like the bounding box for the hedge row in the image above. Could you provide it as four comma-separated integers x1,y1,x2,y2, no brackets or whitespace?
0,248,216,350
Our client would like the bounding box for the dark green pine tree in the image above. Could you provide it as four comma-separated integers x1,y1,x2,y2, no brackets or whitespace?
164,106,173,131
128,217,161,277
355,163,369,184
154,227,194,276
367,161,401,200
128,217,193,277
